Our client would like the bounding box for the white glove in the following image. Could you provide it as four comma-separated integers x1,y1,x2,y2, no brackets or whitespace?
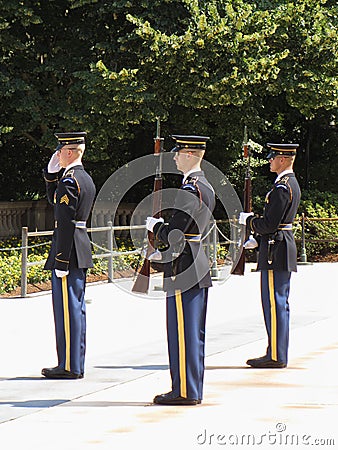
47,151,61,173
55,269,69,278
239,212,254,225
146,216,164,232
244,235,258,249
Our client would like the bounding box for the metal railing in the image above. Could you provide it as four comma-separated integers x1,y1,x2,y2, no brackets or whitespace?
295,214,338,263
1,215,336,297
20,219,223,298
20,221,147,298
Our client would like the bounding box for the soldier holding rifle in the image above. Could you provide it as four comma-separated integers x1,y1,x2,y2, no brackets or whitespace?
145,135,215,405
239,143,301,368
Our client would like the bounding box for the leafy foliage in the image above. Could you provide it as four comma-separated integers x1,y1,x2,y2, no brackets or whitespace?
295,190,338,257
1,194,337,295
0,236,140,294
0,238,51,293
0,0,337,200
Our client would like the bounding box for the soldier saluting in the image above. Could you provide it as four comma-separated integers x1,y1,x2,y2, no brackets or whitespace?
42,132,96,379
239,143,301,368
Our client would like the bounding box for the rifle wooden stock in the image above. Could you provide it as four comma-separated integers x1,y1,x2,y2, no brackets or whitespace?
231,132,252,276
231,245,245,275
132,177,162,293
132,120,163,294
131,254,151,293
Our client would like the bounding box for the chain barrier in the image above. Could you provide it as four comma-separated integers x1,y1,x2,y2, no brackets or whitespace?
201,221,216,241
91,241,142,256
1,216,337,297
0,241,52,252
215,224,236,244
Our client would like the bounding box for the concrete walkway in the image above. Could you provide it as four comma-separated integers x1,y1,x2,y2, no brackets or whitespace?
0,263,337,449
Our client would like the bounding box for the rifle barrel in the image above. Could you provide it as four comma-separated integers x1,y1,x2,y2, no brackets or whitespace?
231,126,252,276
132,119,163,293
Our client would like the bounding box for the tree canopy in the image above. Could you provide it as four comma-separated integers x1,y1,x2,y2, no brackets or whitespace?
0,0,337,201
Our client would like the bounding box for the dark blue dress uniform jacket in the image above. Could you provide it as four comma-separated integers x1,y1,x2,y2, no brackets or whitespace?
43,165,96,271
248,173,301,272
153,170,216,293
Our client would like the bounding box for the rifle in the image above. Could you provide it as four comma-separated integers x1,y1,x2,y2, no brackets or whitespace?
231,126,252,275
132,118,164,293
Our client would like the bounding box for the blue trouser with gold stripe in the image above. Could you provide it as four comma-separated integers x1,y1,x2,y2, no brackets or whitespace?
261,270,291,365
166,287,208,401
51,269,87,375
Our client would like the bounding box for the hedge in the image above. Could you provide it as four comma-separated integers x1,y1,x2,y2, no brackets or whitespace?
0,191,337,294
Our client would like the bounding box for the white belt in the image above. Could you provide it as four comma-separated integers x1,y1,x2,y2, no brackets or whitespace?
74,220,87,228
54,220,87,229
278,223,293,230
184,233,202,242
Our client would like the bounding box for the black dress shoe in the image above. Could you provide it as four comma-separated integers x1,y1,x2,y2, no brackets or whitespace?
246,355,286,368
153,391,199,405
41,366,83,379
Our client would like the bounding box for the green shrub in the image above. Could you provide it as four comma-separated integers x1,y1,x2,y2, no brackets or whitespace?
1,194,337,295
295,190,338,259
0,238,52,294
0,254,21,293
0,236,141,294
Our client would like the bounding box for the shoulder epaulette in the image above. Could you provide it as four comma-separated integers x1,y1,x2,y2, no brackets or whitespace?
279,176,290,185
182,183,198,193
61,170,80,194
276,176,292,200
182,176,202,206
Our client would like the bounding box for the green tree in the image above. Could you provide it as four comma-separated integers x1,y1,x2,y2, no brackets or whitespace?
0,0,337,200
79,0,337,191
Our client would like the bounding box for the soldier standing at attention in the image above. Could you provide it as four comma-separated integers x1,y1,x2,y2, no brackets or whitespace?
42,132,96,379
146,135,215,405
239,143,301,368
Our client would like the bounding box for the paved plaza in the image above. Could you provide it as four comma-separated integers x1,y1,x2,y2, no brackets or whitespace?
0,262,337,449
